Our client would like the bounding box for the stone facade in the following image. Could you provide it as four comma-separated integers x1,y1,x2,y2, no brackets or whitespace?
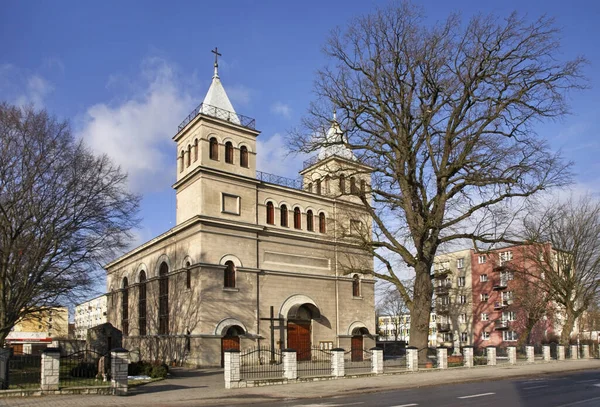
104,64,375,367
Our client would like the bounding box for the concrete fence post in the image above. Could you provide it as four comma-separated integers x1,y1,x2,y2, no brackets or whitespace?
224,349,241,389
331,348,345,377
406,347,419,372
40,347,60,391
370,347,383,374
557,345,565,361
463,346,473,367
570,345,579,360
437,347,448,369
526,346,535,363
282,349,297,380
582,345,590,359
110,348,129,396
507,346,517,365
543,345,551,362
486,346,497,366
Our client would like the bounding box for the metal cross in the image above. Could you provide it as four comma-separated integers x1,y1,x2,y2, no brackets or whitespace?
211,47,222,67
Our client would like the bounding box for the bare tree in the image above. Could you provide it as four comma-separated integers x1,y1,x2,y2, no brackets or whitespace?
378,284,410,342
291,2,585,360
0,103,140,346
521,195,600,345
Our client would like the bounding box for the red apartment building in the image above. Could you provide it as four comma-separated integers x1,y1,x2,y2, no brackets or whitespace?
470,244,556,348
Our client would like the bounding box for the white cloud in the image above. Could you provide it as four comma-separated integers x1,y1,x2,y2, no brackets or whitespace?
256,133,299,177
0,64,53,109
77,58,194,194
271,102,292,118
226,84,251,106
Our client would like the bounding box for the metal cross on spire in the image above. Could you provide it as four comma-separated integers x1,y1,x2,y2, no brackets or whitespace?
211,47,222,78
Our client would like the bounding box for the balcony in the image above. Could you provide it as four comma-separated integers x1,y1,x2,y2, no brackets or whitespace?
432,268,451,279
436,303,450,314
494,301,509,310
494,320,510,330
493,260,512,272
437,323,451,332
434,285,450,295
492,279,508,290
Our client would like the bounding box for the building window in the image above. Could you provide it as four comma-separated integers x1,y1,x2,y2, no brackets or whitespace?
324,176,330,194
307,210,314,231
316,179,322,195
461,332,468,342
319,212,326,233
457,258,464,269
480,274,488,282
186,261,191,289
307,182,312,193
225,141,234,164
339,174,346,194
352,274,360,297
194,139,198,161
503,311,516,321
478,255,487,264
482,331,490,340
480,293,489,302
458,277,465,287
224,261,236,288
459,313,466,323
209,137,219,160
503,331,518,341
187,144,191,167
121,277,129,336
293,207,301,229
266,202,274,225
280,204,288,227
240,145,248,167
179,150,185,173
360,179,366,195
159,262,169,335
481,313,488,321
350,177,357,194
500,251,513,263
458,295,467,304
502,291,514,301
350,219,363,235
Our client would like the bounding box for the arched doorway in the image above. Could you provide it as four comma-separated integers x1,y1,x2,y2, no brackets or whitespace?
351,327,370,362
287,304,320,361
221,325,244,367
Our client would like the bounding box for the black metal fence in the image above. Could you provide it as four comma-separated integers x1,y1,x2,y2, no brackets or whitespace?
383,354,406,372
297,347,332,378
178,102,256,132
59,350,110,388
7,353,41,389
344,348,372,374
239,347,283,380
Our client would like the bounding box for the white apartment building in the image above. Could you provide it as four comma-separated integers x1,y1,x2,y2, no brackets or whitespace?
74,294,108,339
378,313,438,347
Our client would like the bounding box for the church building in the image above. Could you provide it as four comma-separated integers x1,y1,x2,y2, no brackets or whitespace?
105,52,376,367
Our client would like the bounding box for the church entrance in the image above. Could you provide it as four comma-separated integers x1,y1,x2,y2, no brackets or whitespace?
220,325,244,367
351,335,363,361
287,321,311,361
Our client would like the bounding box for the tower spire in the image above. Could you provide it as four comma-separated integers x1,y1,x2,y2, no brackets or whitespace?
211,47,222,78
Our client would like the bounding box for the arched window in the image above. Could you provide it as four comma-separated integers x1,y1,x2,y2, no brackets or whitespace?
225,141,234,164
352,274,360,297
194,139,198,162
294,207,301,229
240,146,249,168
138,270,147,336
307,183,313,193
350,177,357,194
121,277,129,336
159,262,169,335
360,179,366,195
266,201,274,225
179,150,185,173
224,261,236,288
324,176,330,194
185,261,191,289
316,179,322,195
339,174,346,194
319,212,326,233
209,137,219,160
187,145,191,167
307,210,314,232
280,204,288,227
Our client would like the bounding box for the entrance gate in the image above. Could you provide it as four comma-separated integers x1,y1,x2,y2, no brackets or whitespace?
288,322,311,361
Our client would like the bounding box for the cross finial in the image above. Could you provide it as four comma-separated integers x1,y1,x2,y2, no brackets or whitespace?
211,47,222,77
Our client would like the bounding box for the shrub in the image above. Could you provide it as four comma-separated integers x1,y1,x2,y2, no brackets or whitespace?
150,364,168,379
127,361,168,378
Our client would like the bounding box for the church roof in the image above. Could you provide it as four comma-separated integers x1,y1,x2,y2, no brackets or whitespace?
199,64,241,125
317,113,356,162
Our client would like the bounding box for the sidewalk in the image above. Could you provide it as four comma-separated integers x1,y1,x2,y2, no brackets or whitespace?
2,360,600,407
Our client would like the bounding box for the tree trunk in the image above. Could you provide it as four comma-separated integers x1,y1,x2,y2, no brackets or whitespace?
561,307,576,345
408,262,434,364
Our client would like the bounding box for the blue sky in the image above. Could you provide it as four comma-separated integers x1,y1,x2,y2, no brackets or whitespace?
2,0,599,296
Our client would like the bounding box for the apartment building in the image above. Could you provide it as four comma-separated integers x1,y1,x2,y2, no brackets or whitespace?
6,307,69,354
74,294,108,339
377,313,438,346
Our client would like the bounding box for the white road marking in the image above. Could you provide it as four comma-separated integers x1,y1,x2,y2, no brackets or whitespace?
523,385,549,390
389,404,418,407
576,379,598,383
594,383,600,387
457,392,496,399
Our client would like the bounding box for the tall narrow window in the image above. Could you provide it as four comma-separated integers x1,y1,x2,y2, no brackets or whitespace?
240,145,249,168
350,177,357,194
352,274,360,297
316,179,322,195
187,145,191,167
266,201,274,225
307,210,314,231
307,183,313,193
224,261,236,288
294,207,301,229
121,277,129,336
179,150,185,173
225,141,234,164
159,262,169,335
280,204,288,227
194,139,198,162
360,179,366,195
209,137,219,160
319,212,326,233
324,176,330,194
339,174,346,194
138,271,147,336
186,261,191,289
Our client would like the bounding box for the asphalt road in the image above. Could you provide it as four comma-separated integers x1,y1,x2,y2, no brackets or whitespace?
232,369,600,407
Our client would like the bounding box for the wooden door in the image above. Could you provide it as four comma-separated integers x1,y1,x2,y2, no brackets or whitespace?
10,344,23,355
287,322,311,361
221,336,240,367
351,336,363,362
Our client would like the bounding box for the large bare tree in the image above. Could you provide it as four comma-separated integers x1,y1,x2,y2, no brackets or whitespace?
521,196,600,345
291,2,585,359
0,103,140,346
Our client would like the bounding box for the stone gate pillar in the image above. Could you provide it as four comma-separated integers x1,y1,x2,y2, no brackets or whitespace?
557,345,565,361
570,345,579,360
526,346,535,363
41,348,60,391
463,346,473,367
582,345,590,359
371,347,383,374
437,347,448,369
486,346,497,366
224,349,241,389
282,349,297,380
508,346,517,365
406,347,419,371
543,345,551,362
110,348,129,396
331,348,345,377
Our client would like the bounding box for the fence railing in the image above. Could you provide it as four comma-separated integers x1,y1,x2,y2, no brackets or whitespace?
7,353,41,389
240,347,283,380
59,350,110,388
177,103,256,132
344,348,372,374
297,347,332,378
256,171,303,190
383,354,406,372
